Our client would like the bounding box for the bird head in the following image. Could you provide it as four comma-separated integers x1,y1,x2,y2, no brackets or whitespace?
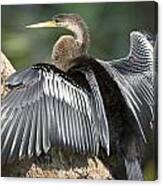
26,13,90,55
26,13,84,32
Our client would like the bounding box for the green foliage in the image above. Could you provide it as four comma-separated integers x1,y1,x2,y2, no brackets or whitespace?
144,160,157,181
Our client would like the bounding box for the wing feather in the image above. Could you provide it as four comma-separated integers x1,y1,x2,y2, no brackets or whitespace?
28,102,37,158
1,63,109,165
97,31,155,142
2,109,20,163
42,95,51,153
35,98,42,156
8,107,25,162
19,105,32,159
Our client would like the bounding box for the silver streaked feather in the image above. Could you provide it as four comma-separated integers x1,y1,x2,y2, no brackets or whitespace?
97,31,154,143
1,63,109,164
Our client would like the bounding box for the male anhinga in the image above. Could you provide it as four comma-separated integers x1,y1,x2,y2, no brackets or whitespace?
1,13,155,180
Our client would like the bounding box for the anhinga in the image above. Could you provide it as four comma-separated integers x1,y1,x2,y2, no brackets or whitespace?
1,13,155,180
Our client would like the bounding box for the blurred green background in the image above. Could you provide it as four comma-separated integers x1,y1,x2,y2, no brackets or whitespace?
1,2,157,180
2,2,157,70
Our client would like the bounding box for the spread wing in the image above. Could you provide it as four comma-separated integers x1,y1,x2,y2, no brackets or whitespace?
97,31,155,142
1,64,109,165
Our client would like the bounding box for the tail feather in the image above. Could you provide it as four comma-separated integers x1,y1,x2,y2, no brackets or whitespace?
125,158,144,180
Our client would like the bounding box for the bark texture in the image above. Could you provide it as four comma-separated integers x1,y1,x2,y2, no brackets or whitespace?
0,51,112,179
1,52,16,96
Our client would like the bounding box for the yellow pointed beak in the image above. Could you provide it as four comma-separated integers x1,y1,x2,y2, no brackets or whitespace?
26,20,57,28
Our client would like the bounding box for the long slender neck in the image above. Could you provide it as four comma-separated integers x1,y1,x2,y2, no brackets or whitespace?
51,18,90,72
69,19,90,54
